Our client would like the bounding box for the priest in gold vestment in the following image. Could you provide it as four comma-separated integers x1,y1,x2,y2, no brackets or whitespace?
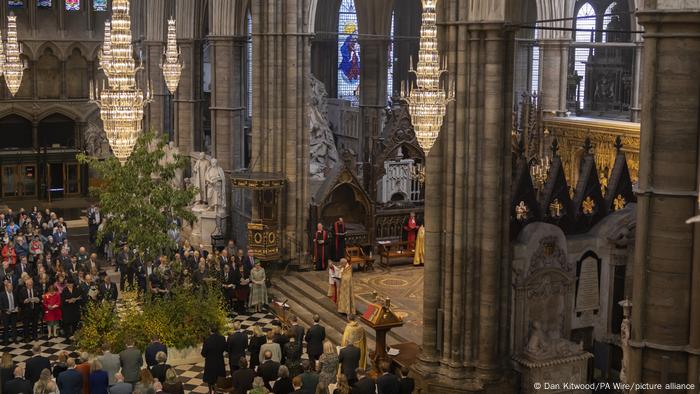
413,224,425,266
337,258,355,315
341,314,367,369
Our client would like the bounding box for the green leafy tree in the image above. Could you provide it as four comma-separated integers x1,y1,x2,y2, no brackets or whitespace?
77,132,197,260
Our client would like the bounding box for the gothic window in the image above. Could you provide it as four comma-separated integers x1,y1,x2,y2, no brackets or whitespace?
337,0,360,105
37,0,51,8
573,2,596,110
37,47,61,99
568,0,633,118
66,48,88,98
531,29,540,93
65,0,79,11
246,10,253,119
8,0,23,8
387,12,395,100
93,0,107,11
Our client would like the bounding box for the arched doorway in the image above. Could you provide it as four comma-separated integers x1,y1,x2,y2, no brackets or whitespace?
0,115,35,198
38,113,76,149
37,114,81,199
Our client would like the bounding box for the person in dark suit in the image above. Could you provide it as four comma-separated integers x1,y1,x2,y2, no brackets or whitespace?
221,264,236,311
57,358,84,394
145,336,168,367
304,314,326,361
231,357,255,394
338,343,361,385
116,245,134,291
19,277,42,340
201,326,227,391
25,344,51,386
257,350,280,391
352,368,376,394
4,366,32,394
399,367,415,394
60,280,83,339
99,275,118,303
376,361,400,394
288,315,305,351
0,281,19,345
15,256,34,278
227,322,249,376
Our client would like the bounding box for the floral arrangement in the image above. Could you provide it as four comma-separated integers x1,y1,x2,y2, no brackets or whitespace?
75,286,228,354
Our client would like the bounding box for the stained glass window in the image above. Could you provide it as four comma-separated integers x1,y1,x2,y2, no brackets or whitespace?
65,0,80,11
37,0,51,8
8,0,24,8
93,0,107,11
337,0,360,105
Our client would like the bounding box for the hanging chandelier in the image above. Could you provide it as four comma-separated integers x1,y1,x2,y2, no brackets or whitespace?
401,0,454,157
3,14,25,97
161,18,182,94
91,0,151,164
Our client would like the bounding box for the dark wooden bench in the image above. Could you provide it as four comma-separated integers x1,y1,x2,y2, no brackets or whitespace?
378,241,414,268
346,245,375,271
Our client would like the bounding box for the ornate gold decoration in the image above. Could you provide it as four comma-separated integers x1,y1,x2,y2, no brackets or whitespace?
515,201,529,221
582,196,596,215
161,19,182,94
549,198,564,218
613,194,626,211
401,0,455,157
544,117,640,186
91,0,152,164
3,14,25,96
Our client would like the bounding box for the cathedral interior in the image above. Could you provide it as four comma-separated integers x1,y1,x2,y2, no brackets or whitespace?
0,0,699,392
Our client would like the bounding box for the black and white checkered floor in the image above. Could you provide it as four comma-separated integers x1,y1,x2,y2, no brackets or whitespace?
0,310,281,393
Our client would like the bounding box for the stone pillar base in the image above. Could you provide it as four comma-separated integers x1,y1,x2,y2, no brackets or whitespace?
513,352,593,394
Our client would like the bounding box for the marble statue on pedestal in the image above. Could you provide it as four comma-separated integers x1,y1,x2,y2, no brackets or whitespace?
309,74,339,180
205,158,226,212
191,152,211,206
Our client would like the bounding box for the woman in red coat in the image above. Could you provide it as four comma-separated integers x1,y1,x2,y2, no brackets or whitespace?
1,243,16,267
42,284,62,339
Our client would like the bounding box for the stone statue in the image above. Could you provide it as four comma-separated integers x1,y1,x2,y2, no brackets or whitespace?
84,120,111,159
205,158,226,211
525,321,549,356
309,74,339,180
191,152,212,205
524,320,582,360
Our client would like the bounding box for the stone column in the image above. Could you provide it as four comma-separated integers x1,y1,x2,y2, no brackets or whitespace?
143,0,166,134
251,0,313,262
174,0,203,155
174,40,200,155
539,39,569,115
415,2,514,392
209,36,246,172
631,8,700,388
145,41,166,134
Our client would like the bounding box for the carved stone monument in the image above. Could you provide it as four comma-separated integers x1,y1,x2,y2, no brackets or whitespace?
188,152,229,250
512,223,592,393
309,74,339,180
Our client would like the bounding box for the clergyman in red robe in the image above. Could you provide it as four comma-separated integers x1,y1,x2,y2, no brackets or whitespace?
402,212,418,250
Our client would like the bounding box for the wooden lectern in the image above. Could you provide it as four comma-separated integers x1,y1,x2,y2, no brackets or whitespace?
359,300,404,365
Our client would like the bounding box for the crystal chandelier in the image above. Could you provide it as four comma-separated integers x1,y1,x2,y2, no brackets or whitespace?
161,19,182,94
3,14,25,97
401,0,454,157
91,0,151,164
